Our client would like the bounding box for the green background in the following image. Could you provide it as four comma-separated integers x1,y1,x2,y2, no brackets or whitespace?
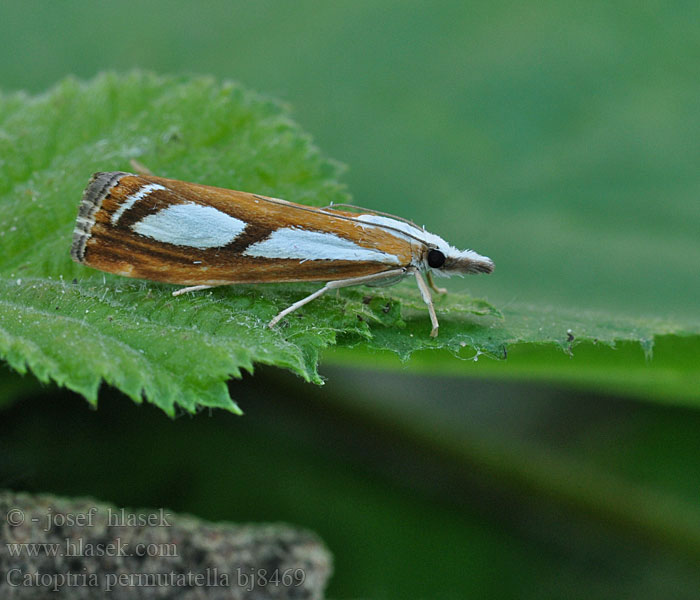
1,2,699,598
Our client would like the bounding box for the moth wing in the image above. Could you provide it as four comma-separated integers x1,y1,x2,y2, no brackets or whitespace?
72,172,416,286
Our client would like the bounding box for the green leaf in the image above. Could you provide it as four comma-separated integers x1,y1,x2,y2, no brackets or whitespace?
329,300,700,405
0,72,357,414
1,72,698,414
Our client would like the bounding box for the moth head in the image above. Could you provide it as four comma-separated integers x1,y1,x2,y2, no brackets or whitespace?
352,213,494,277
423,241,494,277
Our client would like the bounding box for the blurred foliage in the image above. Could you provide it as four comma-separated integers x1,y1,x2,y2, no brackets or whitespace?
0,1,697,319
4,377,700,599
0,2,698,599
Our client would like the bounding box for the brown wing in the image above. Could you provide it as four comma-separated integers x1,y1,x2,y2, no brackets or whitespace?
72,172,415,285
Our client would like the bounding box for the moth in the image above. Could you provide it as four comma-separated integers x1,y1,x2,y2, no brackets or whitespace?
71,172,494,336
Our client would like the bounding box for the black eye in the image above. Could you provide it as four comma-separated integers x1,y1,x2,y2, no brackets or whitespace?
427,249,446,268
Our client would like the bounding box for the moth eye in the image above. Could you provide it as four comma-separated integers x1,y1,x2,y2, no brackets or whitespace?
427,249,446,268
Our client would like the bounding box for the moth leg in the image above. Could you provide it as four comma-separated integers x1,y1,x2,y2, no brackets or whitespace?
426,271,447,295
414,270,440,338
268,287,330,329
268,268,407,329
172,284,216,297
